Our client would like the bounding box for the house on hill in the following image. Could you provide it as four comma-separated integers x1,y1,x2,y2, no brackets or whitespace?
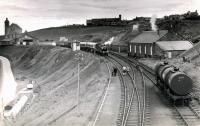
155,41,193,58
128,30,168,57
16,32,39,45
0,18,23,45
5,18,22,39
0,32,38,46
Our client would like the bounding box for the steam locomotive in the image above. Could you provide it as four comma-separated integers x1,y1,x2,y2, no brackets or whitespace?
80,42,108,56
154,61,193,105
56,42,108,56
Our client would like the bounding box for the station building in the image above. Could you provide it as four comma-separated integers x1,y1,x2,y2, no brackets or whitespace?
128,30,168,57
128,30,193,58
155,41,193,58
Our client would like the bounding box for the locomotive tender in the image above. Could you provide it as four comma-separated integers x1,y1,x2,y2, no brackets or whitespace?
154,61,193,104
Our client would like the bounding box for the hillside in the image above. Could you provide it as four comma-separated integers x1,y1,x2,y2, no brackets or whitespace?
29,26,129,43
158,20,200,42
0,46,110,126
179,41,200,60
28,19,200,45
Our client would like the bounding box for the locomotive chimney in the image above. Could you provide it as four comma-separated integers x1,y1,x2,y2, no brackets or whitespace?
174,67,179,71
163,61,168,65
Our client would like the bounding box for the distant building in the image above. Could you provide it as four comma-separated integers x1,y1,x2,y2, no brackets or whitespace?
87,15,122,26
128,30,168,58
132,17,151,31
16,31,39,45
86,14,133,26
155,41,193,58
59,37,68,42
4,18,22,39
72,41,80,51
0,18,39,46
162,10,200,21
184,10,199,20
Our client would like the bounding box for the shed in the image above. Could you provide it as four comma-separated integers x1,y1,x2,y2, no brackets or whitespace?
128,30,168,57
17,32,38,45
155,41,193,58
72,41,80,51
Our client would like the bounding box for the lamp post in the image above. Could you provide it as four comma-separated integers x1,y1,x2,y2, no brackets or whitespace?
75,52,83,113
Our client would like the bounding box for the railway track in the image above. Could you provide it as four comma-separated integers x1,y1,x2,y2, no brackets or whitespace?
110,52,156,85
174,105,200,126
107,56,136,126
108,54,147,126
110,52,200,126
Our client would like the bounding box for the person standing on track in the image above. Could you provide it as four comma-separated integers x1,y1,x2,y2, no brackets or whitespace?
122,66,127,75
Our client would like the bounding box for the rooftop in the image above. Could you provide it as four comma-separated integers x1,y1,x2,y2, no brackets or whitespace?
156,41,193,51
9,23,22,30
130,30,168,43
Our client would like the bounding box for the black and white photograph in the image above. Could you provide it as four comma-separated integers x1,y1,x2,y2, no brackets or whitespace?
0,0,200,126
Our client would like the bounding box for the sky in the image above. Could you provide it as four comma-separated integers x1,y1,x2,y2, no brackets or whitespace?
0,0,199,35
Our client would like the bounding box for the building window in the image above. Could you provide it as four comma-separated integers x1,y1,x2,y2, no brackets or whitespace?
139,45,141,54
144,45,146,54
130,45,132,52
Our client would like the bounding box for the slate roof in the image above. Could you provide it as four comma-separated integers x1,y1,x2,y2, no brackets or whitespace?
130,30,168,43
20,32,38,40
156,41,193,51
9,23,22,30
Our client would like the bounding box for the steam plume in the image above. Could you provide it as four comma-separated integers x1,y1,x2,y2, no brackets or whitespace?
150,14,157,31
104,37,114,45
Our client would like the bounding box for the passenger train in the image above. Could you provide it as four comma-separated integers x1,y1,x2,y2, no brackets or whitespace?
56,41,108,56
79,42,108,56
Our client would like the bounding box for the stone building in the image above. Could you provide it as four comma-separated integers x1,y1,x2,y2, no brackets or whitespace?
128,30,168,57
4,18,22,39
155,41,193,58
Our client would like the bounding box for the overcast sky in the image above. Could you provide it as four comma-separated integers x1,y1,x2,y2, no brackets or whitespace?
0,0,199,35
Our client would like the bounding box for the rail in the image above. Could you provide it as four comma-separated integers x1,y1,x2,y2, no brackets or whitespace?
110,51,200,126
106,56,128,126
108,54,146,126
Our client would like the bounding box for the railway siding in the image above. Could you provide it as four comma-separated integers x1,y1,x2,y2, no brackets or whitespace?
110,52,200,126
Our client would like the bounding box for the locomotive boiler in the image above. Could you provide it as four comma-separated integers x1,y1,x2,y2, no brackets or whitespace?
95,43,108,56
154,61,193,104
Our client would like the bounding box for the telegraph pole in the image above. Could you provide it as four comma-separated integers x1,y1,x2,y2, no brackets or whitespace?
75,51,83,114
77,58,80,111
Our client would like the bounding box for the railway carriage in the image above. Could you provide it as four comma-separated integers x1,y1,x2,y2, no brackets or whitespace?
77,42,108,56
80,42,96,52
